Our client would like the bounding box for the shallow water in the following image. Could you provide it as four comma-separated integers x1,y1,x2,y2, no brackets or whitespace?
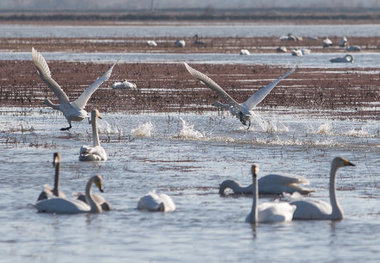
1,23,380,38
1,51,380,68
0,107,379,262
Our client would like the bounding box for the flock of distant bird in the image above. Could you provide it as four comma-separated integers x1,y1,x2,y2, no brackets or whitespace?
31,47,355,224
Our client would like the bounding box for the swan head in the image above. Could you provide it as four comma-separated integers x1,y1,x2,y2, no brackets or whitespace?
332,157,355,169
91,109,102,119
92,175,104,193
52,152,61,167
251,164,259,179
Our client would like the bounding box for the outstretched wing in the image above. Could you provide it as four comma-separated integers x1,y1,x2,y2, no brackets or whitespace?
73,61,118,109
184,63,240,109
32,47,70,104
242,66,296,110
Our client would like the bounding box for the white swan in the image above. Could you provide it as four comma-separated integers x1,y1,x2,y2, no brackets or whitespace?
240,49,250,55
276,46,287,53
246,164,296,224
35,175,105,214
79,109,107,161
137,190,176,212
219,171,312,195
330,54,354,63
291,157,355,220
146,40,157,47
175,40,186,48
32,47,117,131
291,48,303,57
322,37,333,47
37,152,66,201
339,36,348,47
111,79,137,90
73,191,111,211
184,63,296,128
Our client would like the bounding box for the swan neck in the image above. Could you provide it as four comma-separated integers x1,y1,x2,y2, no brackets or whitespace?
92,114,100,147
329,163,343,219
53,161,60,196
220,180,250,194
85,178,102,213
249,175,258,224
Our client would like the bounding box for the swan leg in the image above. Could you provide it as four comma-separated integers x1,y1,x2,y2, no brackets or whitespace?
247,120,252,130
60,123,72,131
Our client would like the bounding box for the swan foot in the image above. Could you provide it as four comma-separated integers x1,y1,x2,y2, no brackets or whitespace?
60,124,72,131
246,120,251,130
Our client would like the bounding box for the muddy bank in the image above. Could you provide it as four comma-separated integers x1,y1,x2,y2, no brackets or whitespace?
0,61,378,119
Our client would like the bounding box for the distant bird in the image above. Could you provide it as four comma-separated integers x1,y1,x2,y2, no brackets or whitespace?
146,40,157,47
276,46,287,53
239,49,250,55
79,109,107,162
35,175,106,214
291,48,303,57
291,157,355,220
111,80,137,90
175,40,186,48
137,190,176,212
345,43,361,51
32,48,117,131
280,33,301,41
246,164,296,224
330,54,354,63
322,37,333,47
184,63,296,128
37,152,66,201
193,34,205,45
339,36,348,47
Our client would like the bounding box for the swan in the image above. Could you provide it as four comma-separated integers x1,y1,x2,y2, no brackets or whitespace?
246,164,296,224
193,34,205,45
219,171,312,195
330,54,354,63
322,37,333,47
35,175,105,214
345,43,361,51
37,152,66,201
111,80,137,90
175,40,186,48
146,40,157,47
184,63,296,128
276,46,287,53
291,48,303,56
339,36,348,47
240,49,250,55
137,190,176,212
73,191,111,211
79,109,107,161
32,47,117,131
290,157,355,220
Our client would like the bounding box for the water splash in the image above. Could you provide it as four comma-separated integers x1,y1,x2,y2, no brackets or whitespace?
131,121,154,137
346,126,371,137
178,118,204,139
317,122,331,135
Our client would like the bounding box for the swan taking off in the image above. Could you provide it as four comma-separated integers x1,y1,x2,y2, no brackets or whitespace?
32,47,117,131
37,152,66,201
291,157,355,220
137,190,176,212
35,175,106,214
246,164,296,224
79,109,107,162
184,63,296,128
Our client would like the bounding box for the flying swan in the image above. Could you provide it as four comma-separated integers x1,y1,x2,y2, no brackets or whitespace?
35,175,106,214
219,172,312,196
32,47,117,131
184,63,296,128
37,152,66,201
79,109,107,161
290,157,355,220
246,164,296,224
137,190,176,212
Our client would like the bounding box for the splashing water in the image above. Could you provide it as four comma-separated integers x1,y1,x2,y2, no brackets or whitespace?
178,118,204,139
317,122,331,135
131,121,154,137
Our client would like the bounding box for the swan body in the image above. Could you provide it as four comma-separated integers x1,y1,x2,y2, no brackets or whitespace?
330,54,354,63
79,109,107,161
193,34,205,45
291,157,355,220
346,44,361,51
37,152,66,201
137,191,176,212
291,49,303,56
32,47,117,131
111,80,137,90
339,36,348,47
219,174,312,195
35,175,105,214
246,164,295,224
240,49,250,55
322,37,333,47
276,46,287,53
184,63,296,128
280,33,301,41
175,40,186,47
146,40,157,47
73,192,111,211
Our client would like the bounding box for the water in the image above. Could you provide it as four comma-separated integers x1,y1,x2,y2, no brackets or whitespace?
0,107,379,262
2,51,380,68
1,23,380,38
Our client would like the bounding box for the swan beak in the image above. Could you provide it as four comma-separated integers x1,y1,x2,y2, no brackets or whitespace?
96,181,104,193
344,160,355,166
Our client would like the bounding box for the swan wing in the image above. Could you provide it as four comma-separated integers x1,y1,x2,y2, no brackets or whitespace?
258,174,311,195
258,201,296,222
291,199,332,220
32,47,70,104
73,61,117,109
35,197,91,214
242,66,296,110
259,174,310,186
159,193,176,212
137,191,163,211
184,63,241,109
